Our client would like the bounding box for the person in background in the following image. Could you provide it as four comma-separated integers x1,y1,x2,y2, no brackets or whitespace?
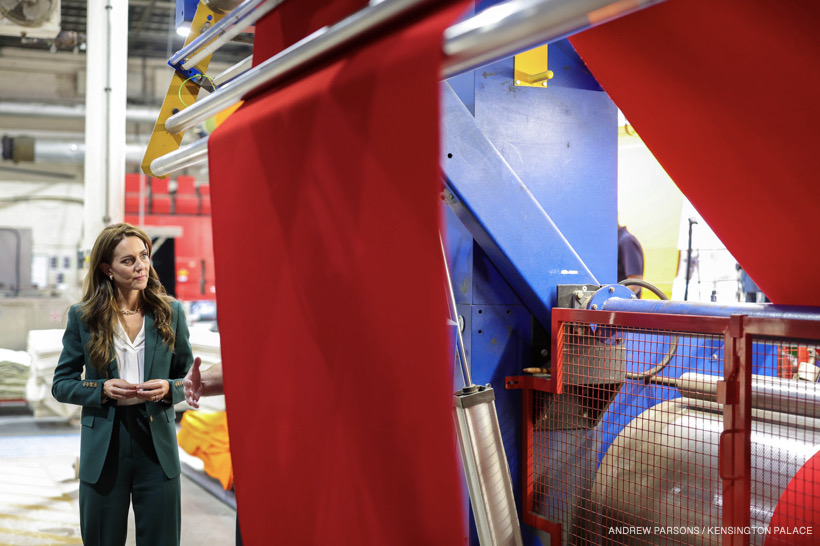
52,223,197,546
737,264,770,303
618,224,645,297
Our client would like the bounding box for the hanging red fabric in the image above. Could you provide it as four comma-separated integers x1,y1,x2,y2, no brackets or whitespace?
208,2,470,544
571,0,820,306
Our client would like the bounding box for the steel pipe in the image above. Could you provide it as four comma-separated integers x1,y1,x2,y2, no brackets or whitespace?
181,0,282,71
169,0,267,66
165,0,665,136
155,0,667,175
441,0,665,78
677,372,820,419
165,0,447,134
149,137,209,177
0,102,160,124
212,55,253,86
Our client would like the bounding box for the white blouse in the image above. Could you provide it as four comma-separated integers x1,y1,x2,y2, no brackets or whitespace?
113,317,146,406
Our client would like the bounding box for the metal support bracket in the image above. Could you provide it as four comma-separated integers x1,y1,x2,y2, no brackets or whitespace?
141,1,225,177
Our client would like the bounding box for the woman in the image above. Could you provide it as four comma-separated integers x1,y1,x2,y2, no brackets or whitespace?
53,223,197,546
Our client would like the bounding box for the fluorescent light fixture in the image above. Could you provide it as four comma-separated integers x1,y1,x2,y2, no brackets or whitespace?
176,23,191,38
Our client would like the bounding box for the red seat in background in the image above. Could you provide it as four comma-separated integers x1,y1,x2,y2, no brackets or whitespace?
150,177,172,214
175,175,199,215
125,173,147,214
198,183,211,215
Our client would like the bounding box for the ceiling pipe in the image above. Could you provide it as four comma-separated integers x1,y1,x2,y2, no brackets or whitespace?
2,135,146,165
0,102,160,124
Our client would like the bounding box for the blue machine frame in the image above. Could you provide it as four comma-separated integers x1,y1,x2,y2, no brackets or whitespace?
442,44,618,546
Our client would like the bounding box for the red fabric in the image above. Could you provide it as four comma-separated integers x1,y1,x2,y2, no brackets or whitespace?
570,0,820,306
209,3,469,544
765,449,820,545
251,0,368,66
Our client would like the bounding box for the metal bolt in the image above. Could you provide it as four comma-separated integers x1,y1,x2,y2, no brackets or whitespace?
631,295,637,299
609,286,615,293
581,286,588,291
540,349,548,357
542,81,548,86
515,79,521,85
591,304,598,310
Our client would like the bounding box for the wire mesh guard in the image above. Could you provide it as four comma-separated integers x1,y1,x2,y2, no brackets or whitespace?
527,315,820,545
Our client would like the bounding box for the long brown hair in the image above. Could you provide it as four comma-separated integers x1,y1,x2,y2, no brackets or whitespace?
81,223,175,374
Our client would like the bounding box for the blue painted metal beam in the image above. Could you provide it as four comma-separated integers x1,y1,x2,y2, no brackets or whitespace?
440,82,598,328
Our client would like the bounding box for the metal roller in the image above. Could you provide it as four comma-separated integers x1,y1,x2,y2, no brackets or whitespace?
589,400,820,545
203,0,246,12
676,372,820,419
454,387,524,546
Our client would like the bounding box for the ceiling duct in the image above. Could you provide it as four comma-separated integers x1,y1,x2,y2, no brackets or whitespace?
2,135,146,165
0,0,60,38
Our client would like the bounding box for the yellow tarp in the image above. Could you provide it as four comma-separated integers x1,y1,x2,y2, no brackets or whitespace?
177,410,234,490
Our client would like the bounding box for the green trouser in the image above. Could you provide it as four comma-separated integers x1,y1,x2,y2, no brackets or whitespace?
79,404,180,546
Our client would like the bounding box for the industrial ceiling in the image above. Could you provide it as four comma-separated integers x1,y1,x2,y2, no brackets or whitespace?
0,0,251,62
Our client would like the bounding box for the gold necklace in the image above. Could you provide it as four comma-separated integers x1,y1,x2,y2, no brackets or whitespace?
119,306,142,316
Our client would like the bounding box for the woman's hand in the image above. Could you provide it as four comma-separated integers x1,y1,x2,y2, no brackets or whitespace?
136,379,170,403
103,379,138,401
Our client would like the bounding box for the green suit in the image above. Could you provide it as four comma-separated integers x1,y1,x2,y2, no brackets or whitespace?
52,299,193,545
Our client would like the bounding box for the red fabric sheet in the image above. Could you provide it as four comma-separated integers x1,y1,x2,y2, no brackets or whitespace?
571,0,820,306
208,3,469,544
765,450,820,545
251,0,368,67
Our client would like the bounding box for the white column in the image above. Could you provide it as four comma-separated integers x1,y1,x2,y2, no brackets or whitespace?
82,0,128,251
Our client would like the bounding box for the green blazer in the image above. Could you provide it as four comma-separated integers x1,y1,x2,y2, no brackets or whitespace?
52,299,193,484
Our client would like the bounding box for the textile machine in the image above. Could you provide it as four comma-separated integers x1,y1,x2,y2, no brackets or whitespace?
151,0,820,544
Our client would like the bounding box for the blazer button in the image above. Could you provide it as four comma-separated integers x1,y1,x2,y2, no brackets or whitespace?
149,415,154,422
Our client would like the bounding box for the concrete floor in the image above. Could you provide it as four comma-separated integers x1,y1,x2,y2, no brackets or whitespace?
0,412,236,546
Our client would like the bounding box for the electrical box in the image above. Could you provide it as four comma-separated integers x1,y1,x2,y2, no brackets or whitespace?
0,227,34,294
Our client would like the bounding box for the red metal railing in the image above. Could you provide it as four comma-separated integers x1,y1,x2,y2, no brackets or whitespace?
507,309,820,546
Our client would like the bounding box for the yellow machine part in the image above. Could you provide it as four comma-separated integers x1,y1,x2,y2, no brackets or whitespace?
141,2,226,178
513,44,554,88
203,101,244,134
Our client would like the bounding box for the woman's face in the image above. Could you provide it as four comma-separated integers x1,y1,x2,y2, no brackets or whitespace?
103,236,150,293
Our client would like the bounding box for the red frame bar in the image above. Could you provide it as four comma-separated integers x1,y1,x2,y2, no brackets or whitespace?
552,308,730,335
720,315,752,546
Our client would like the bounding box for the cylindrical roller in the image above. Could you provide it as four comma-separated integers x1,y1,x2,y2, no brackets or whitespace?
454,386,523,546
203,0,245,12
677,373,820,419
589,400,820,545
